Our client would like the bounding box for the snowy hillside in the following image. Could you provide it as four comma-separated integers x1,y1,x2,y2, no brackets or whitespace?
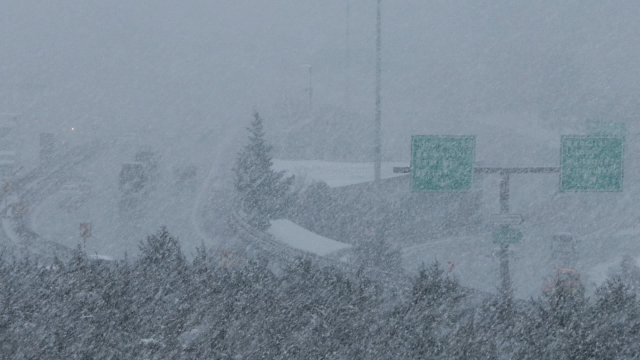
272,159,407,188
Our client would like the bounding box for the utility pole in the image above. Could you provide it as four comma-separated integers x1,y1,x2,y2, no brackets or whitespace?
374,0,382,185
302,65,313,113
345,0,351,109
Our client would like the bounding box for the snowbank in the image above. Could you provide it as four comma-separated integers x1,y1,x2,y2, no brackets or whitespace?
267,219,351,257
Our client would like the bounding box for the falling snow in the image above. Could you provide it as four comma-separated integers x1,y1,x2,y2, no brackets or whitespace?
2,1,640,358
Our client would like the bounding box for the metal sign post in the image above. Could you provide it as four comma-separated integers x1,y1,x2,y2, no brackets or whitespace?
474,167,559,310
80,222,92,253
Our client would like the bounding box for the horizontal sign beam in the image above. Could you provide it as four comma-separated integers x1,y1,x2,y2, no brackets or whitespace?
475,167,560,174
394,167,560,174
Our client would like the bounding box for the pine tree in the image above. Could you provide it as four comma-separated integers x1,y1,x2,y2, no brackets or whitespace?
137,226,186,272
234,112,294,230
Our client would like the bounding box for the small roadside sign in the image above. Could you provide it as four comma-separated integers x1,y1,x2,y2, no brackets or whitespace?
490,214,524,226
560,136,623,192
492,226,523,245
411,135,475,192
80,223,92,238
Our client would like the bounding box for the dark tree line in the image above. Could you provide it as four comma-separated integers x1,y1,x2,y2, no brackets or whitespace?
1,227,640,359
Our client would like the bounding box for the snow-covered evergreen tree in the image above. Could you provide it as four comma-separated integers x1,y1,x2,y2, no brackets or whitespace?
137,226,186,271
234,112,294,230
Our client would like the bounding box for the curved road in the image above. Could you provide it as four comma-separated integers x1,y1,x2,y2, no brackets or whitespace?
29,122,243,260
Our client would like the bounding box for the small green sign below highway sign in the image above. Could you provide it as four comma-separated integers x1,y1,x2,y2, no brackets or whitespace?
560,136,623,192
411,135,475,192
492,226,523,245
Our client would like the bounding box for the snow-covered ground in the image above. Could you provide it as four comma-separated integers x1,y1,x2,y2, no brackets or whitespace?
272,160,407,188
30,127,239,260
582,227,640,290
22,116,640,299
272,145,640,298
267,219,351,257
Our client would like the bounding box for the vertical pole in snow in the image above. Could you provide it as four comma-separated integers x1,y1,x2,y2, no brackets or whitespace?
374,0,382,185
301,64,313,114
308,66,313,113
499,172,513,314
345,0,351,110
499,172,510,214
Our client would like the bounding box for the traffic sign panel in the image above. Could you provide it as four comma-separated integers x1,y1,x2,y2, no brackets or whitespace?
80,223,92,238
411,135,475,192
560,136,623,192
492,226,523,245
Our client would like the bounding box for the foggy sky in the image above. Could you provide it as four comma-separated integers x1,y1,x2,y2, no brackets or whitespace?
2,1,640,152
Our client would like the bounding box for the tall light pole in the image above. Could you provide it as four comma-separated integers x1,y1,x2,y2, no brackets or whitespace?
345,0,351,109
374,0,382,184
302,64,313,113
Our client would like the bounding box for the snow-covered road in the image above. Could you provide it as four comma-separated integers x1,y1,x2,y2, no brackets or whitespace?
31,123,243,259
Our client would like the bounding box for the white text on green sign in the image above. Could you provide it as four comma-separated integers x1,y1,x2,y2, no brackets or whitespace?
411,135,475,192
560,136,623,192
492,226,523,245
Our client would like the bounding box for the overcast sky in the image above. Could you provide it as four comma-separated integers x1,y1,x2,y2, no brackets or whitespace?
2,1,640,152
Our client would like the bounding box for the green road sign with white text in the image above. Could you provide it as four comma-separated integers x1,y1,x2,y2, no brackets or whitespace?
411,135,475,192
560,136,623,192
492,226,523,245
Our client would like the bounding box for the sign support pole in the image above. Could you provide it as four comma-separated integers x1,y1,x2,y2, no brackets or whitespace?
374,0,382,185
400,133,624,317
80,222,92,254
396,165,562,313
498,171,513,312
476,167,560,313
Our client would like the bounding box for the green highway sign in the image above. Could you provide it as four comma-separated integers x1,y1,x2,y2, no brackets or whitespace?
560,136,623,192
492,226,523,245
411,135,475,192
